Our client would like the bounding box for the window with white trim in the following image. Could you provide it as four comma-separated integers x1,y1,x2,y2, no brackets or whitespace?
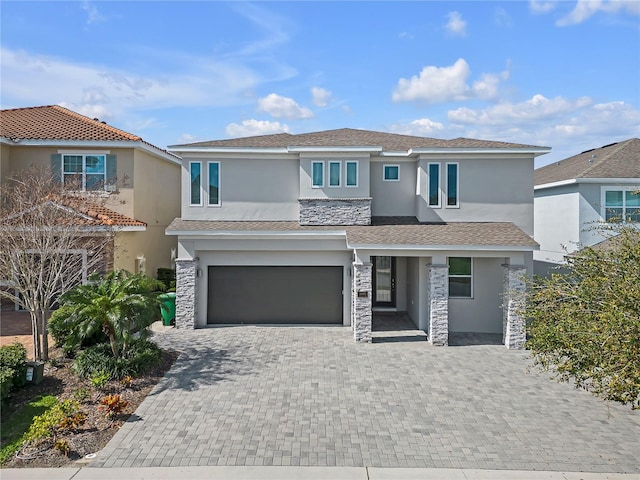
603,187,640,223
448,257,472,298
346,161,358,187
329,161,341,187
189,161,202,205
312,161,324,187
63,154,106,191
446,162,459,207
383,164,400,181
208,161,220,206
428,163,440,207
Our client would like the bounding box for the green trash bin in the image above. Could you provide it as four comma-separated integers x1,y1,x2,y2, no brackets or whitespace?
158,292,176,326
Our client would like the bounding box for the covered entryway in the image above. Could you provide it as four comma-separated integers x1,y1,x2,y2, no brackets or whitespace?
207,266,343,324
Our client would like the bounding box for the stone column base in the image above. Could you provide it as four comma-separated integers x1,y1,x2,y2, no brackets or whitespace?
427,264,449,346
352,262,372,342
175,258,198,329
503,264,526,349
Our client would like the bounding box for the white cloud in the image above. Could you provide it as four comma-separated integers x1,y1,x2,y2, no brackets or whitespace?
392,59,508,103
311,87,332,107
556,0,640,26
257,93,313,119
225,119,290,137
81,1,106,25
448,94,592,125
445,11,467,36
390,118,445,137
529,1,557,14
494,7,513,28
176,133,199,144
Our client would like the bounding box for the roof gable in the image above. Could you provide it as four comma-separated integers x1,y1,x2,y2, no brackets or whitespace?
535,138,640,186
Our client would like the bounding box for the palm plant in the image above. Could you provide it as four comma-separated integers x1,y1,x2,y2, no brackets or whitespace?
54,271,164,358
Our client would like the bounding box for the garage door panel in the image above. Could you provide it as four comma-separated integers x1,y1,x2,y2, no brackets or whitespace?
208,266,342,324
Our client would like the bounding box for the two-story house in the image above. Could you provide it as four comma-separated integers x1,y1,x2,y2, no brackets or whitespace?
534,138,640,275
167,129,549,348
0,105,181,289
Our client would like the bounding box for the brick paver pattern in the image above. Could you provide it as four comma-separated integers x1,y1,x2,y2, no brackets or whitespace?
91,326,640,472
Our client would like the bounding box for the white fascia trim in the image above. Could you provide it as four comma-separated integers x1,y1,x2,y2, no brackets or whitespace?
167,230,347,239
347,243,539,251
288,146,382,153
6,139,180,165
169,146,289,155
411,147,551,157
113,225,147,232
534,177,640,191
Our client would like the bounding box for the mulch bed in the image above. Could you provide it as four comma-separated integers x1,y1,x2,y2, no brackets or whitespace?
1,347,178,468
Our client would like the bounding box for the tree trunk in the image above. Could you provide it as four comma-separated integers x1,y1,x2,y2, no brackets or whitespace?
30,311,41,361
109,333,119,358
41,309,50,361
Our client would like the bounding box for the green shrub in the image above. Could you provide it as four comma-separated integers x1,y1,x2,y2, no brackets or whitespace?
24,399,82,444
72,339,162,381
0,343,28,402
157,268,176,291
49,305,108,357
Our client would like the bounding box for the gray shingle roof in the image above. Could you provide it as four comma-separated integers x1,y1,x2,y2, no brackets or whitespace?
534,138,640,186
166,217,537,249
171,128,546,152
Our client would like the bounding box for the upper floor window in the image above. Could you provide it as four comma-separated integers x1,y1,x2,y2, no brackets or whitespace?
428,163,440,207
63,154,106,191
448,257,472,298
446,163,459,207
346,161,358,187
329,161,341,187
383,164,400,182
312,161,324,187
208,162,220,206
603,188,640,223
190,161,202,205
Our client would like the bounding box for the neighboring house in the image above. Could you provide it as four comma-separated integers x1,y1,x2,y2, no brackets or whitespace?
534,138,640,275
0,105,181,307
167,129,549,348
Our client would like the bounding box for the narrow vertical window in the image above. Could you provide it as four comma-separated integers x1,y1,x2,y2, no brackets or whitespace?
448,257,472,298
312,161,324,187
346,161,358,187
190,161,201,205
208,162,220,206
446,163,459,207
428,163,440,207
329,161,341,187
383,164,400,181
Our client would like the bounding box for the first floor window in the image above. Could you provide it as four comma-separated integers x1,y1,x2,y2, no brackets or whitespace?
190,162,202,205
329,161,341,187
428,163,440,207
312,161,324,187
383,164,400,181
346,161,358,187
63,154,106,191
208,162,220,205
604,189,640,223
448,257,472,298
446,163,458,207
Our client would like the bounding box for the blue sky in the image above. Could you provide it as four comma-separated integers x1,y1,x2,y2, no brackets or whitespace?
1,1,639,166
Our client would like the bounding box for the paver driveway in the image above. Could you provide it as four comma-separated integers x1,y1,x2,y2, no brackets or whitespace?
91,326,640,472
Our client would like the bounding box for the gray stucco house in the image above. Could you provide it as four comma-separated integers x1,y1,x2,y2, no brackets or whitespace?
167,129,550,348
534,138,640,275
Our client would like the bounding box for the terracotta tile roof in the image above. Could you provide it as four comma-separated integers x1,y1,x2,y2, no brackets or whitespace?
56,197,146,228
535,138,640,186
171,128,546,152
166,217,537,248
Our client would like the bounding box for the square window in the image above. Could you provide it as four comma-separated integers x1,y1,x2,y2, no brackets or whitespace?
346,161,358,187
448,257,472,298
383,165,399,181
312,162,324,187
329,161,341,187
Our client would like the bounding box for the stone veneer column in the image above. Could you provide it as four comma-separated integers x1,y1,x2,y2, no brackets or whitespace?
427,264,449,346
352,262,372,343
503,264,527,349
175,258,198,329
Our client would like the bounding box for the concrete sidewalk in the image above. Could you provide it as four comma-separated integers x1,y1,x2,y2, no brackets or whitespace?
1,466,639,480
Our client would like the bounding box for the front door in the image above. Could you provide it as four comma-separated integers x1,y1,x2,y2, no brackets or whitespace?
373,256,396,307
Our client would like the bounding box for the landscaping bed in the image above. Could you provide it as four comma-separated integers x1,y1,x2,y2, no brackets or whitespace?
1,346,177,468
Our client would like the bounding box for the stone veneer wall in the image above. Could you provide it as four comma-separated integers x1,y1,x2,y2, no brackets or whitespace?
299,198,371,226
352,262,372,342
175,258,198,329
503,264,527,349
427,264,449,346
